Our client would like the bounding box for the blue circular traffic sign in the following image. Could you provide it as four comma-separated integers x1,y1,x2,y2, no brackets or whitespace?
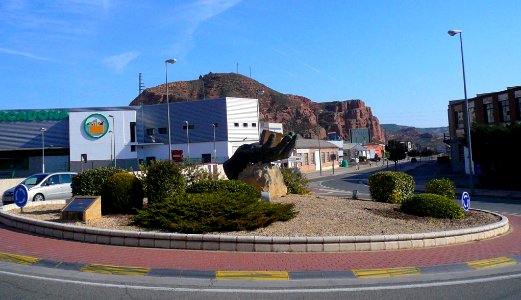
13,184,29,208
462,191,470,211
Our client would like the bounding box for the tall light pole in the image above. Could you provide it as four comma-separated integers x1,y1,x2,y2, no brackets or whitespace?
316,110,323,176
448,29,474,188
40,127,46,173
256,90,264,139
185,121,191,162
165,58,177,160
109,130,113,165
212,122,218,163
109,115,116,167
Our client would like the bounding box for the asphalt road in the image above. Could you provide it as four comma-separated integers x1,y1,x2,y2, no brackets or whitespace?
2,162,521,299
311,160,521,216
2,262,521,299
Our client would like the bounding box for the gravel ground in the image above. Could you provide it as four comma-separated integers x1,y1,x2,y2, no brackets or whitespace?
7,195,500,237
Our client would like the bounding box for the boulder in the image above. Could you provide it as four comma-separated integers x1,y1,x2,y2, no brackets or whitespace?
238,163,287,199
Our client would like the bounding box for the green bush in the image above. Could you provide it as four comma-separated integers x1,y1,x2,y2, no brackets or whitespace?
132,191,295,233
425,178,456,199
186,179,258,198
368,171,415,204
145,160,186,204
181,163,216,186
280,167,309,194
71,167,124,196
100,172,144,214
401,193,464,219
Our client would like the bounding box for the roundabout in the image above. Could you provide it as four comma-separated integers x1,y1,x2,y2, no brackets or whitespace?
0,197,510,252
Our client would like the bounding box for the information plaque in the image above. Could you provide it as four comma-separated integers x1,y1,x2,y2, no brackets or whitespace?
61,196,102,221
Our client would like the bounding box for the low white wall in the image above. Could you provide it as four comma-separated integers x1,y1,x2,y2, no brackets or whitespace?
0,178,22,197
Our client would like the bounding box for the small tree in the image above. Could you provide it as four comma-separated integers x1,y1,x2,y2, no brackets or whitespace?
387,140,407,171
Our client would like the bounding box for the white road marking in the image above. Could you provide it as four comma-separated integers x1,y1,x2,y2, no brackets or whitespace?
2,269,521,293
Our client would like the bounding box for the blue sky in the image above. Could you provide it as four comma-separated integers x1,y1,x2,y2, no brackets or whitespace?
1,0,520,128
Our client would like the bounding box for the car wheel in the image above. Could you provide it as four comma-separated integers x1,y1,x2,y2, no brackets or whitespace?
33,194,45,202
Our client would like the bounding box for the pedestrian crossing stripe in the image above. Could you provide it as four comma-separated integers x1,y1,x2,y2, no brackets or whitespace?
80,264,150,276
216,271,290,280
467,257,517,270
353,267,421,278
0,252,40,265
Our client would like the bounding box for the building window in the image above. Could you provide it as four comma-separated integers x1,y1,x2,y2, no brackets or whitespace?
243,123,248,127
499,100,510,123
321,152,326,163
130,122,136,152
311,152,315,164
146,128,155,135
454,111,464,129
469,107,476,124
252,123,257,127
296,153,302,167
303,153,309,165
483,103,494,124
326,152,331,162
234,123,239,127
158,127,167,134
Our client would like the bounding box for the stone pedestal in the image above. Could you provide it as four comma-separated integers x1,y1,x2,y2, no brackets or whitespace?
238,163,287,199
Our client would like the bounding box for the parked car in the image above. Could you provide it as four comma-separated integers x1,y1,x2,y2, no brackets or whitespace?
2,172,77,206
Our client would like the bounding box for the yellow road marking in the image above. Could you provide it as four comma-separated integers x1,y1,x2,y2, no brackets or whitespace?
467,257,517,270
353,267,421,279
0,252,40,265
80,264,150,276
216,271,289,280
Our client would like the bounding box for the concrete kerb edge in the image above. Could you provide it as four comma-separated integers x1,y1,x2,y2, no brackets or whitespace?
0,203,510,252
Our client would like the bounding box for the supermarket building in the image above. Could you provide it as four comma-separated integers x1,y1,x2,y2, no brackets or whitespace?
0,98,259,178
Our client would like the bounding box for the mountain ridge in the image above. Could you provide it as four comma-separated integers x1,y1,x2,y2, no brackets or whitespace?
130,73,383,142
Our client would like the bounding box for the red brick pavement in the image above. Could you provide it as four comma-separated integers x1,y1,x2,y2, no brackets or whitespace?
1,215,520,272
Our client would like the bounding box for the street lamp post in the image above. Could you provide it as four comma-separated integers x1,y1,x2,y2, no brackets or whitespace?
212,122,218,163
256,90,264,139
40,127,46,173
316,110,323,176
448,29,474,188
109,115,116,167
109,130,113,165
184,121,191,162
165,58,177,160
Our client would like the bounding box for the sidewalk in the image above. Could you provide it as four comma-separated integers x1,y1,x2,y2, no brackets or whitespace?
1,214,521,277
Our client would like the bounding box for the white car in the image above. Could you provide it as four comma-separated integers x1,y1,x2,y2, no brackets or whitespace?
2,172,77,206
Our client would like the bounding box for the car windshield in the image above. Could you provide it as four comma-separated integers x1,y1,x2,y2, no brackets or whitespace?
21,174,48,186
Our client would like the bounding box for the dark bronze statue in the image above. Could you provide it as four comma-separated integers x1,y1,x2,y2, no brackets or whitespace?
223,131,297,180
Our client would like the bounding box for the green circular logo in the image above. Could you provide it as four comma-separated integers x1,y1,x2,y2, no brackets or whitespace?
83,113,109,139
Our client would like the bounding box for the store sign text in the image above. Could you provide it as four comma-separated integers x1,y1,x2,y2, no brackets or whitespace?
0,110,69,122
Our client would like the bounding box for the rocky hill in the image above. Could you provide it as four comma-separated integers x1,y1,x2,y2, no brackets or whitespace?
130,73,384,142
381,124,448,152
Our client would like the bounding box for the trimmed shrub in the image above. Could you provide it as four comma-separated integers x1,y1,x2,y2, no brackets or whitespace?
425,178,456,199
71,167,124,196
280,167,309,195
368,171,415,204
145,160,186,204
100,172,144,214
132,191,295,233
186,179,258,198
401,193,464,219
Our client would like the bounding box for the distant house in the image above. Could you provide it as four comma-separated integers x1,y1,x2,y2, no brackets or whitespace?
287,138,339,173
343,143,367,160
365,143,385,159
